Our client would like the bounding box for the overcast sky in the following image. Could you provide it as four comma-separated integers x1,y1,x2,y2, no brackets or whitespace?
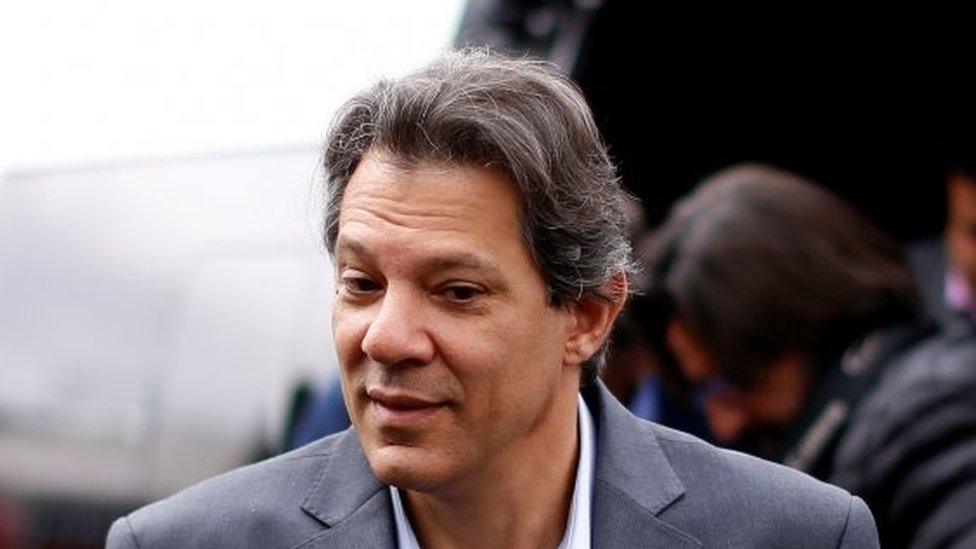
0,0,464,176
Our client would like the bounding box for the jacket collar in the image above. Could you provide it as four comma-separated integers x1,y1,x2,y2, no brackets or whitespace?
301,426,385,527
583,382,700,547
298,428,396,547
298,381,698,548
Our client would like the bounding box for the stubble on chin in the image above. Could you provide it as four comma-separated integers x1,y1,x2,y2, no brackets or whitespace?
364,441,459,493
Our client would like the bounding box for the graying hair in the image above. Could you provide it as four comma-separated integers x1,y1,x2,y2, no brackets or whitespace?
322,48,635,383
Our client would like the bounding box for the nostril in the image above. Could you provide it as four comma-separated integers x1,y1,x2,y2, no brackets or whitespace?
360,303,436,367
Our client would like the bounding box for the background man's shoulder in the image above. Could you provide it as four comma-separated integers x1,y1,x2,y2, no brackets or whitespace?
106,433,344,549
831,328,976,547
645,422,878,548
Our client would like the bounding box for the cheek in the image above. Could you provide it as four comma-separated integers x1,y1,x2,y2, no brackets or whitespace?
429,308,565,409
332,304,368,358
331,307,366,404
331,305,373,410
950,229,976,255
448,307,564,370
962,237,976,262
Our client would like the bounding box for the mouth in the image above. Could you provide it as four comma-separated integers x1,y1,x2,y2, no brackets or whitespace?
365,387,449,425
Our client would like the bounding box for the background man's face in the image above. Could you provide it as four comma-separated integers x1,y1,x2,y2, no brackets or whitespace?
946,173,976,291
666,318,809,448
331,151,577,494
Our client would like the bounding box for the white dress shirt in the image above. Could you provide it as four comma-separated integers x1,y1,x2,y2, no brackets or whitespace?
390,394,595,549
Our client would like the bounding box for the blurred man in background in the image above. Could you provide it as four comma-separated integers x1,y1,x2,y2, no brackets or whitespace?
910,158,976,327
637,165,976,549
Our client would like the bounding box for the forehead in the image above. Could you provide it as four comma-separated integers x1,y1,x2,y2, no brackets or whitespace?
335,151,530,266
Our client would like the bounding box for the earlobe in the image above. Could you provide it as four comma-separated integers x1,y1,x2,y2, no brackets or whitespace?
563,272,628,365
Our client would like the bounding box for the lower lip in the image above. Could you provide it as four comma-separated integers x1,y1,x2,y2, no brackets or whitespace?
369,399,446,426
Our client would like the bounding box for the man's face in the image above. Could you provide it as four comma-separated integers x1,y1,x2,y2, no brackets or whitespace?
666,317,809,449
331,151,579,494
946,173,976,291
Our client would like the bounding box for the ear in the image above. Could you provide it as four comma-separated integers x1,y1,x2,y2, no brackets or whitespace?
563,272,628,366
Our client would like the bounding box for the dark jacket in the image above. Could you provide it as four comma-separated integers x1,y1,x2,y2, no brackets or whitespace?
830,321,976,549
777,320,976,549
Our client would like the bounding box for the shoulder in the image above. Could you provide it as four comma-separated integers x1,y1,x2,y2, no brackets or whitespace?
650,421,850,510
647,422,876,547
586,381,877,546
839,327,976,470
880,325,976,397
107,432,345,549
831,329,976,546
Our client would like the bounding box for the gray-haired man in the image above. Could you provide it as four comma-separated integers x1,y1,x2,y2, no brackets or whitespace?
107,50,878,548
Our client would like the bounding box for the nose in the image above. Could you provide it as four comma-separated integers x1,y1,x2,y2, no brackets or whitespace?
360,287,436,367
703,394,750,444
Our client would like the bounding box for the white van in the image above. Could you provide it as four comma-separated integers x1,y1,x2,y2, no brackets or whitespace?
0,148,340,536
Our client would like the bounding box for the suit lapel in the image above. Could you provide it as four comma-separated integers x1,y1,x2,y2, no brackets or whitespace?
585,383,701,548
297,429,396,548
294,384,700,548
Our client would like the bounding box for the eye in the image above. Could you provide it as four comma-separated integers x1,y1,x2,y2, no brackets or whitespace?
340,272,382,295
440,283,485,304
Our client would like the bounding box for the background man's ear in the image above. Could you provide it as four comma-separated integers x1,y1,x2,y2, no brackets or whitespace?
564,272,628,366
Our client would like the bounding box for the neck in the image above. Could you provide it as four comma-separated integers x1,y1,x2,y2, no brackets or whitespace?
403,384,581,549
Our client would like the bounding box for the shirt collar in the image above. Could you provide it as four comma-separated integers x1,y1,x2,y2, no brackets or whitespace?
390,485,421,549
390,393,595,549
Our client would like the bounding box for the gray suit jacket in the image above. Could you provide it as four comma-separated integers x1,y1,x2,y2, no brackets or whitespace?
107,383,878,548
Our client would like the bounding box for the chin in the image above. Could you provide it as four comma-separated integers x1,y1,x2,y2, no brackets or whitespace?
365,443,457,493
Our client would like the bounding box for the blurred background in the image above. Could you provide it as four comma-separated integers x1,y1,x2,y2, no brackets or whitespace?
0,2,462,547
0,1,971,547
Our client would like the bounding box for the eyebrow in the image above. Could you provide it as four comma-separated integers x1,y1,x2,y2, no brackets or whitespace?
426,254,503,275
334,238,373,263
335,238,507,282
